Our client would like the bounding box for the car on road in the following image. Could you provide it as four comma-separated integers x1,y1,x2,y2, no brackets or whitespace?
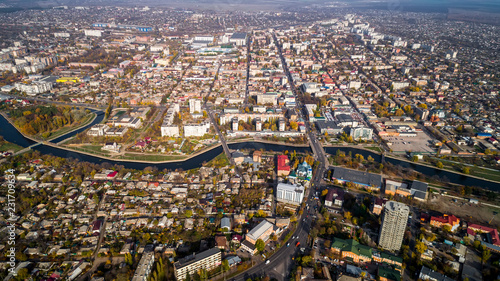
296,242,300,247
265,260,270,264
287,242,290,247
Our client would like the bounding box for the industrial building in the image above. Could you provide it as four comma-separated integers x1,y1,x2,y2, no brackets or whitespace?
332,167,382,190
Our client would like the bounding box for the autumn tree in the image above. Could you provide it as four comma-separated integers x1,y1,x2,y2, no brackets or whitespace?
255,239,266,253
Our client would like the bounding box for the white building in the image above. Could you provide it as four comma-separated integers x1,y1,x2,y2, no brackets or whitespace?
161,103,181,137
54,32,70,38
278,118,285,132
161,125,179,137
101,142,121,153
131,251,155,281
255,118,262,131
391,81,410,91
350,127,373,140
378,201,409,251
150,45,164,52
232,118,239,131
174,248,221,281
84,30,102,37
189,99,202,114
229,33,247,46
184,122,210,137
276,183,304,206
14,81,53,95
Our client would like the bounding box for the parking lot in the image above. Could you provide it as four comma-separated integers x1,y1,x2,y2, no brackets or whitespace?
385,132,436,154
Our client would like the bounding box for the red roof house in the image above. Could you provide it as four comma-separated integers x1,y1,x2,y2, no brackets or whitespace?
277,155,290,176
430,214,460,232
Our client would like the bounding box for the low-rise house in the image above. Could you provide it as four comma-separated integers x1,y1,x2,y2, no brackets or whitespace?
430,214,460,232
419,266,454,281
331,238,372,264
325,188,344,209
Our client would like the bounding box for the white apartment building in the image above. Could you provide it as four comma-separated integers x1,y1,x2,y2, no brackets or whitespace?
378,201,409,251
131,251,155,281
174,248,221,280
14,81,53,95
54,32,70,38
160,103,181,137
189,99,202,114
161,125,179,137
184,122,210,137
84,30,102,37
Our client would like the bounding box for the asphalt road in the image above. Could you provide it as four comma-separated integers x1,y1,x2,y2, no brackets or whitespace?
229,33,328,281
232,197,318,281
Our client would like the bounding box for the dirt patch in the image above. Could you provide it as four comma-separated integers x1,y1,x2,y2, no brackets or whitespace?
426,195,500,226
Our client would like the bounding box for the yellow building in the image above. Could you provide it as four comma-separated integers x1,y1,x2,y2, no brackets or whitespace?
56,77,80,83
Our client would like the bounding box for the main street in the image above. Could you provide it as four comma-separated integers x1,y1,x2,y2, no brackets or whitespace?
203,63,240,175
229,33,329,281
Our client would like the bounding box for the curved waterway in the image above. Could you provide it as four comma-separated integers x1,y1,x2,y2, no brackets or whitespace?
1,113,500,190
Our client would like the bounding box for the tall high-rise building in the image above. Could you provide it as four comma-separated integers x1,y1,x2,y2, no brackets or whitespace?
189,99,202,114
378,201,409,251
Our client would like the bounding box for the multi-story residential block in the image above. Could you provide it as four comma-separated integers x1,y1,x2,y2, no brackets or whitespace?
255,118,262,131
174,247,221,280
84,29,102,37
189,99,202,114
160,125,180,137
131,251,155,281
184,122,210,137
232,117,239,131
278,117,285,131
378,201,409,251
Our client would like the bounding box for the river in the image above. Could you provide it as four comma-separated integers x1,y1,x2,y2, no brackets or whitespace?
1,113,500,190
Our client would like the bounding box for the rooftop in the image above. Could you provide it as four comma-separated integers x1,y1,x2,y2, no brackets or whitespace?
247,220,274,241
230,33,247,40
333,167,382,187
174,247,220,269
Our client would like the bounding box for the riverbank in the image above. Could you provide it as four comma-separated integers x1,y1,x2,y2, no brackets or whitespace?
49,112,97,143
2,111,500,189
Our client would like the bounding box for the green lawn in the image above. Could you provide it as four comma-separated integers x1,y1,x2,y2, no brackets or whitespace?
0,142,23,152
364,146,382,152
71,145,112,157
206,153,230,167
469,166,500,182
434,160,500,183
118,154,187,161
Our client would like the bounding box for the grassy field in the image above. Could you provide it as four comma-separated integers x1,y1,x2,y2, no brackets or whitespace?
0,142,23,152
206,153,230,167
469,166,500,182
436,159,500,182
364,146,382,153
70,145,112,157
118,153,187,161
